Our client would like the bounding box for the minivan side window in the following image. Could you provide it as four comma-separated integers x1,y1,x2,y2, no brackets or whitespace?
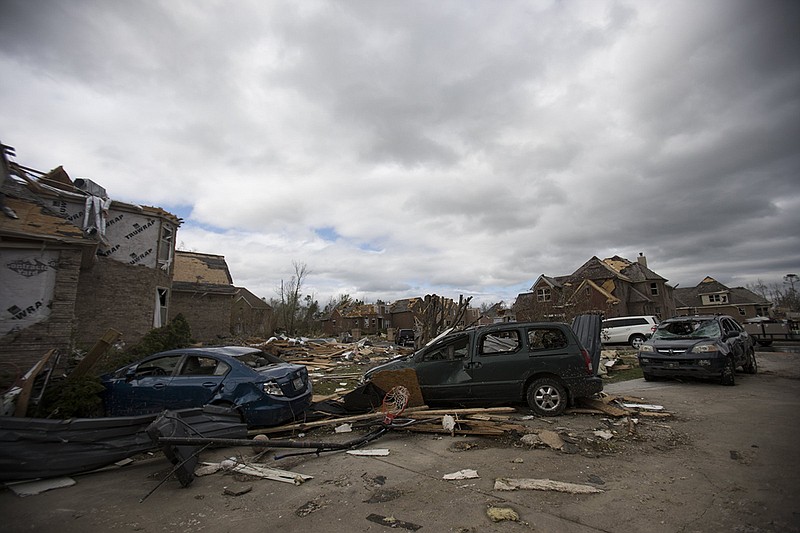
421,335,469,361
527,328,568,351
480,331,520,355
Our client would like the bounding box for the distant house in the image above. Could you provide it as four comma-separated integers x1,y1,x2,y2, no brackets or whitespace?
389,298,423,331
514,254,676,322
674,277,771,320
478,302,514,325
1,159,180,369
170,251,236,343
231,287,273,337
320,296,477,338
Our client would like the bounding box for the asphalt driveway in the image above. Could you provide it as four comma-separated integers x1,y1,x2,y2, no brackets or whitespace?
2,347,799,532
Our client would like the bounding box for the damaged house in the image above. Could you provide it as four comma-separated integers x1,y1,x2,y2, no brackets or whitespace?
231,287,274,338
169,250,237,343
322,302,392,338
1,156,180,370
514,254,676,322
674,277,771,319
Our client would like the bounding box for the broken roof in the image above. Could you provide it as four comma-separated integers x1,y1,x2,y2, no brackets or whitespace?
7,162,182,226
0,178,98,266
173,251,234,286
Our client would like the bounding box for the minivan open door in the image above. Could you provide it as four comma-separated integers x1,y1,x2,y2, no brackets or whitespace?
571,313,602,376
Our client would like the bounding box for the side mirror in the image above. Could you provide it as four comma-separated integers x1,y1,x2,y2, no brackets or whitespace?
125,367,137,381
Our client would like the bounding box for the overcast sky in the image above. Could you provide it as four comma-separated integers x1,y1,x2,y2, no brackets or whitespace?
2,0,798,307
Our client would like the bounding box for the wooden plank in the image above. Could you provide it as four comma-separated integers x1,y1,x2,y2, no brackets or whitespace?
13,349,57,417
577,398,630,417
70,328,122,378
494,478,604,494
248,406,515,435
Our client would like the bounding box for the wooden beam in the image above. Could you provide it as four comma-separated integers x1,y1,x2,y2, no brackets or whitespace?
70,328,122,378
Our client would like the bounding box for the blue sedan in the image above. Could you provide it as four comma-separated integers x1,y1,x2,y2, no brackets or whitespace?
100,346,312,428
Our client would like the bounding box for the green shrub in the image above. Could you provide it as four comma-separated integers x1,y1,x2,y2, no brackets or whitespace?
96,314,194,374
35,375,106,418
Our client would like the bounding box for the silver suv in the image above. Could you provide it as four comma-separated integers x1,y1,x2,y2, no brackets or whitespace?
602,315,659,348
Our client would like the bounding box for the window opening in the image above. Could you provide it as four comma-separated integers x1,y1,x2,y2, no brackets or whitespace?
481,330,520,355
537,288,551,302
158,224,174,269
528,328,568,350
154,287,169,327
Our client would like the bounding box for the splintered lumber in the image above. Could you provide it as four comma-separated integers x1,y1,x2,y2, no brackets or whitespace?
406,418,527,436
196,461,312,485
576,398,631,417
248,406,515,436
13,349,57,417
494,478,604,494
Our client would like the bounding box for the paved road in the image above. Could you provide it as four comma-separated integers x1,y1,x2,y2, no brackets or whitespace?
2,348,799,532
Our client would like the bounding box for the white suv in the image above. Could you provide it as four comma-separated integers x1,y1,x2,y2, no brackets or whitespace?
602,316,659,348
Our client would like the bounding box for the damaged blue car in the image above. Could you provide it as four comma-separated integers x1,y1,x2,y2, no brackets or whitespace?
100,346,312,428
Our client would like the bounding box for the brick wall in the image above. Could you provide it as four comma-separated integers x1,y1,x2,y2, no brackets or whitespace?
74,256,173,350
0,247,81,372
170,290,233,344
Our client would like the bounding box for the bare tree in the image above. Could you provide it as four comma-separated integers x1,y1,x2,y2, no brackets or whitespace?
415,294,472,346
276,261,310,335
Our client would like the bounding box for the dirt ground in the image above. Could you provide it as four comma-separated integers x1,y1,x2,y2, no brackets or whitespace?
2,347,799,533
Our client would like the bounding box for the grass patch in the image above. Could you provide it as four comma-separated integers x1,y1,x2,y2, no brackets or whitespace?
604,365,643,384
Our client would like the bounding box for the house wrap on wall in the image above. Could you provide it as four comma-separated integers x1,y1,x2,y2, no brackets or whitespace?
514,254,676,321
1,152,180,369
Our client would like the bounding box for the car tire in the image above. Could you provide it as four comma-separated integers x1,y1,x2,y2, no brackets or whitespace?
526,378,568,416
642,371,658,382
720,356,736,386
742,348,758,374
629,334,646,349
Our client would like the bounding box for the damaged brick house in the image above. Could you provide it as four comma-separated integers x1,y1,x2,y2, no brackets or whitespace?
321,296,478,340
171,251,274,342
514,254,676,322
674,277,771,320
231,287,274,338
322,302,392,338
1,160,180,370
169,251,236,343
1,148,275,373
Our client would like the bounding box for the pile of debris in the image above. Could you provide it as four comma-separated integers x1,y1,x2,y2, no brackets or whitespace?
255,336,410,373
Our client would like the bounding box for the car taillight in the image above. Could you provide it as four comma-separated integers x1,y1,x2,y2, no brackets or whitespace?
580,348,592,374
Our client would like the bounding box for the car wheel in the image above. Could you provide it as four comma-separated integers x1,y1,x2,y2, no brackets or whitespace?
720,356,736,386
629,334,646,349
743,348,758,374
526,378,568,416
642,371,658,382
